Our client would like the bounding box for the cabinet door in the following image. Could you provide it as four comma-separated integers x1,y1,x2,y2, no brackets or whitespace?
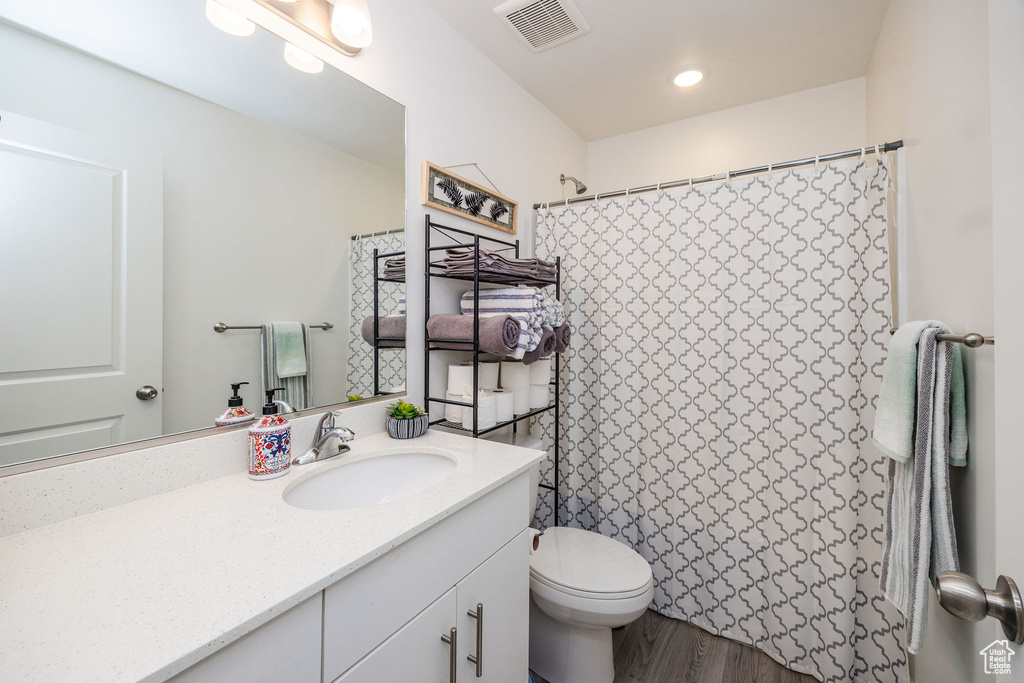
457,529,531,682
335,588,457,683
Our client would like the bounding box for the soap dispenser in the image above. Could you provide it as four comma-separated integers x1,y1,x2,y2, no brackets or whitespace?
215,382,256,426
248,388,292,481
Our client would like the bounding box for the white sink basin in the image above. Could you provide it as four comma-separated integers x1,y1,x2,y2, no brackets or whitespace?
283,449,457,511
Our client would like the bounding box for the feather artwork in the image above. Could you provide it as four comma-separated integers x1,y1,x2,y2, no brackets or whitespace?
464,192,487,217
489,201,509,222
437,176,463,208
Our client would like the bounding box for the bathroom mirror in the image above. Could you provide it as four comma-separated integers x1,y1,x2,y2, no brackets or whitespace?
0,2,406,471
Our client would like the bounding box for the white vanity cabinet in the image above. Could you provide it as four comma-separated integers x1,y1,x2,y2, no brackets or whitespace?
168,474,531,683
336,530,530,683
323,474,530,682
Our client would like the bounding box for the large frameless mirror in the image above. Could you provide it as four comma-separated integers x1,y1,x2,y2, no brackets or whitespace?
0,0,406,472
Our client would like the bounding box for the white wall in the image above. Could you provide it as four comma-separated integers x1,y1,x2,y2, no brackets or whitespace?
295,0,588,407
866,1,997,681
0,22,405,434
586,78,867,194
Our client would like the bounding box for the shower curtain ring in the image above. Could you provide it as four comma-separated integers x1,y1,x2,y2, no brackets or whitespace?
875,144,883,164
814,155,820,171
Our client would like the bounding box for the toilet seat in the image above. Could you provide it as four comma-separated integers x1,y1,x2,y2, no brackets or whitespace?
530,527,653,599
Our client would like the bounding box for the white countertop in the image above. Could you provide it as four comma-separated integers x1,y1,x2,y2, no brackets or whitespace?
0,430,544,683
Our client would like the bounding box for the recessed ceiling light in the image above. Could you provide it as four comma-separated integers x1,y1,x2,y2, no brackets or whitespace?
284,43,325,73
672,66,706,87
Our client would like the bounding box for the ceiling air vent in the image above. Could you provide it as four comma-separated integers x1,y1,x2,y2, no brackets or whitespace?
493,0,590,54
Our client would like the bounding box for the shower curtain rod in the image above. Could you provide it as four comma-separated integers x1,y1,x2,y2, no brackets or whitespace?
533,140,904,210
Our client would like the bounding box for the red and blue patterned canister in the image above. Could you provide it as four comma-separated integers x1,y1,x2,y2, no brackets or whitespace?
248,414,291,480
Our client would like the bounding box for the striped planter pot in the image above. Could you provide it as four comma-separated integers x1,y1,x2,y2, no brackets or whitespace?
387,414,429,439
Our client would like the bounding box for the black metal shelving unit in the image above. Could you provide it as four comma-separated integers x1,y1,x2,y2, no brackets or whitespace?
371,247,405,397
423,214,561,525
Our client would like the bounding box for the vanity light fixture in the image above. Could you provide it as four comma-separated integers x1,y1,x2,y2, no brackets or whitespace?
206,0,256,36
330,0,373,48
672,66,706,87
284,42,325,72
207,0,372,63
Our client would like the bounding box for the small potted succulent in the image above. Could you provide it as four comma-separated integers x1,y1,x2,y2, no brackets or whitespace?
385,400,429,439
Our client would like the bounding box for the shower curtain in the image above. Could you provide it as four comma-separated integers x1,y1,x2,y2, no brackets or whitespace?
534,157,907,682
346,233,405,398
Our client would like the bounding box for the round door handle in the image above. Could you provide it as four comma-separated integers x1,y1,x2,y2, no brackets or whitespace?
136,385,159,400
936,571,1024,643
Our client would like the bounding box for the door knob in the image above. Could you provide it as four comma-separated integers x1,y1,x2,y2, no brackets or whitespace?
936,571,1024,643
136,385,159,400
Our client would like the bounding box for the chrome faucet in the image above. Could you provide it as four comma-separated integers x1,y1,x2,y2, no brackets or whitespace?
292,411,355,466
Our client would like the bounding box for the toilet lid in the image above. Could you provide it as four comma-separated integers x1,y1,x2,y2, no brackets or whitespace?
530,527,653,597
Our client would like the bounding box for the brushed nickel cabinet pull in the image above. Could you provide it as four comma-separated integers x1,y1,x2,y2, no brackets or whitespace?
441,626,457,682
467,603,483,677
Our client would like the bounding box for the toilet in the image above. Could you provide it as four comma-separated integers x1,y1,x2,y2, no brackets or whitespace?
489,431,654,683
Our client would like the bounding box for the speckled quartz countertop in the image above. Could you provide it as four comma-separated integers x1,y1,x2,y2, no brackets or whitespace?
0,430,544,683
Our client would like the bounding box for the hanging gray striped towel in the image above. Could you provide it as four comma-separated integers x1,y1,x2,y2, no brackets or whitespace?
261,323,313,410
875,322,967,655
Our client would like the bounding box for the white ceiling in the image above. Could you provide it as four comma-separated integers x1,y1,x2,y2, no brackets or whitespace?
0,0,405,172
422,0,891,141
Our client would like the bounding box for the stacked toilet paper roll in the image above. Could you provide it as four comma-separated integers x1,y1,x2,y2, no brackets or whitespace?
529,384,550,409
490,389,515,422
444,391,464,422
479,361,500,390
447,363,475,395
499,361,530,389
462,391,497,431
448,361,499,395
529,358,551,385
500,361,532,415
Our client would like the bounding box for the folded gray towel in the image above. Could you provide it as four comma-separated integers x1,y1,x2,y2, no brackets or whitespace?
554,323,571,353
442,248,557,282
426,314,520,356
361,316,406,348
522,328,556,365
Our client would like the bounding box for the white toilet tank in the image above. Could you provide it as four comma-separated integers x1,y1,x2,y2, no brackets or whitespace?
483,429,547,525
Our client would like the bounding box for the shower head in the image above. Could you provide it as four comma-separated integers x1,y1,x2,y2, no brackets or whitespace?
560,173,587,195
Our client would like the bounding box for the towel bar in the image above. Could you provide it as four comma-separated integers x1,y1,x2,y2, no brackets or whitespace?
888,329,993,347
214,322,333,333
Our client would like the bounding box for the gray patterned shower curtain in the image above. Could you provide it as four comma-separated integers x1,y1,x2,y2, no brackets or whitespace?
347,233,405,399
534,157,907,682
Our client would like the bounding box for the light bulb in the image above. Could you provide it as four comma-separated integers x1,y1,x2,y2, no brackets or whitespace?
331,0,373,48
284,43,324,73
672,67,705,87
205,0,255,37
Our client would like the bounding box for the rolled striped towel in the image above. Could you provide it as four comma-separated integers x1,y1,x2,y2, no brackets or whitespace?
522,329,556,365
540,296,565,330
460,288,545,359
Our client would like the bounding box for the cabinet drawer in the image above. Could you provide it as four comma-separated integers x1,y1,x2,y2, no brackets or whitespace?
322,473,528,681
